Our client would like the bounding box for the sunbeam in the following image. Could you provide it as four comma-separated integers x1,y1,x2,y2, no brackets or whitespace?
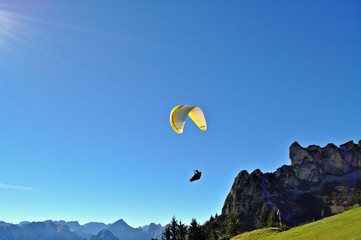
0,3,104,73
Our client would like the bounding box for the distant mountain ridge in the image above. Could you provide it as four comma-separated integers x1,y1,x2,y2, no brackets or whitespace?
0,219,165,240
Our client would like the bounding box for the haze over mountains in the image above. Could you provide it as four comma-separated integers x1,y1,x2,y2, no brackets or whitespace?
0,219,164,240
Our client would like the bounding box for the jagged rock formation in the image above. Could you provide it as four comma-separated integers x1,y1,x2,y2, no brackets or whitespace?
221,140,361,231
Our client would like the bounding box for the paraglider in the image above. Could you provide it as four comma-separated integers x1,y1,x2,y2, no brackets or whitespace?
170,105,207,134
170,105,207,182
190,170,202,182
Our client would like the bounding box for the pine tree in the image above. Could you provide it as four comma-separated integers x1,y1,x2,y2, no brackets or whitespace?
162,226,171,240
188,218,202,240
259,203,270,228
210,230,218,240
170,216,178,240
225,214,240,238
267,207,278,227
177,220,188,240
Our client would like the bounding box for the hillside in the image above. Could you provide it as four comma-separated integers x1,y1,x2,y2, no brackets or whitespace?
221,140,361,231
231,206,361,240
201,140,361,239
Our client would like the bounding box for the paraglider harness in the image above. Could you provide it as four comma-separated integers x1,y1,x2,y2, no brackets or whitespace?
190,170,202,182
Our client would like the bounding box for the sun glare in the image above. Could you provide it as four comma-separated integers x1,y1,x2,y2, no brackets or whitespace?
0,4,78,70
0,10,9,44
0,3,101,71
0,6,22,58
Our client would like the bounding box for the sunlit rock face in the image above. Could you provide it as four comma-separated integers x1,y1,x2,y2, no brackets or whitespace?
274,165,300,187
222,170,264,217
221,140,361,231
289,140,361,179
341,140,361,168
289,141,357,180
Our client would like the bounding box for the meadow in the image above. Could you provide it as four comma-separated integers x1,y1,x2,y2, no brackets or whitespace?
232,206,361,240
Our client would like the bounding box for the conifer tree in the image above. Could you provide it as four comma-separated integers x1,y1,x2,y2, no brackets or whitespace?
267,207,278,227
225,214,240,238
188,218,203,240
162,226,171,240
258,203,270,228
210,230,218,240
169,216,178,240
177,220,187,240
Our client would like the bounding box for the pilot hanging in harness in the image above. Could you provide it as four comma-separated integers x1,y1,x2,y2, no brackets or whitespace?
190,169,202,182
169,105,207,183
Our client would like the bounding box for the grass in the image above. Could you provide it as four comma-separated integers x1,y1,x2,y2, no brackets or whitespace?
231,206,361,240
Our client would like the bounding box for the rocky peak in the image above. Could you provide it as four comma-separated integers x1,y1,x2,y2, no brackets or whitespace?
222,140,361,231
274,165,300,187
289,141,312,164
91,230,119,240
112,219,128,228
289,140,361,180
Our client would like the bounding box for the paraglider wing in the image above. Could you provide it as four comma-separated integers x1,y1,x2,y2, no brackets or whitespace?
170,105,207,134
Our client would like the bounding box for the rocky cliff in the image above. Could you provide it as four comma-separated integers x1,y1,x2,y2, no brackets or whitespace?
221,140,361,231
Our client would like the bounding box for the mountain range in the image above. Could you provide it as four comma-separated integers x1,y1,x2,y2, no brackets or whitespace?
0,219,165,240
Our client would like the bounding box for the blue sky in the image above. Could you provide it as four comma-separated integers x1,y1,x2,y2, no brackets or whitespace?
0,0,360,228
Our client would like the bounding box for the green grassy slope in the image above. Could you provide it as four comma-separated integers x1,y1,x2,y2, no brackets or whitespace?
231,206,361,240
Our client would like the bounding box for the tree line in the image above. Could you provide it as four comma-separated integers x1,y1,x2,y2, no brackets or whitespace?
161,217,203,240
160,199,361,240
160,213,242,240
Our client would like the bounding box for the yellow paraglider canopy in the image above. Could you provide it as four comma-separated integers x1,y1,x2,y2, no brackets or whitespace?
170,105,207,134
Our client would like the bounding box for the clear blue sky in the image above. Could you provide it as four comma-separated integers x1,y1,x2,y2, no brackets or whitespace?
0,0,360,228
